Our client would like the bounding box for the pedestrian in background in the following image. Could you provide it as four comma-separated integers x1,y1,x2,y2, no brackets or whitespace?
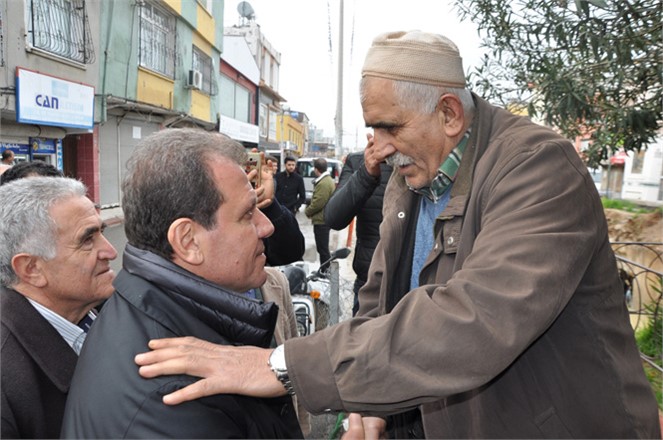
324,144,391,315
274,156,306,214
1,160,63,185
134,31,660,439
305,157,335,274
254,154,305,266
0,149,15,175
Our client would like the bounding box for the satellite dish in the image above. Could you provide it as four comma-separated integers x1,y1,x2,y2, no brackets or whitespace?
237,1,255,20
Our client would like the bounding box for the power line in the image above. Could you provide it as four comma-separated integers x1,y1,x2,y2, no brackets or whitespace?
327,0,333,65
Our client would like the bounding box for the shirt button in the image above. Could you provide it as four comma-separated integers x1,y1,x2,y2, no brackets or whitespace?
397,212,405,219
447,236,454,245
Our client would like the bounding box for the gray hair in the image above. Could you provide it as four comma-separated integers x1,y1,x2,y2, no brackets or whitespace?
0,177,87,287
122,128,247,260
360,77,475,121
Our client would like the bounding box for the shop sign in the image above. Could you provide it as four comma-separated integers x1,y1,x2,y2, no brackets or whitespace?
30,138,57,154
0,142,30,155
56,140,63,171
219,114,259,143
609,151,629,166
16,68,94,130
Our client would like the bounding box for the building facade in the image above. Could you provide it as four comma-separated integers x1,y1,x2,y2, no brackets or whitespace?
97,0,224,206
224,21,284,152
219,35,260,148
620,135,663,203
276,110,308,157
1,0,102,199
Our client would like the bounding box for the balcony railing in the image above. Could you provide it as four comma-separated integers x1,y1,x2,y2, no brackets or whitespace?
29,0,95,64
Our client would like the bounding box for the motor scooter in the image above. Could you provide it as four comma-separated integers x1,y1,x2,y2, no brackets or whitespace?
282,248,351,336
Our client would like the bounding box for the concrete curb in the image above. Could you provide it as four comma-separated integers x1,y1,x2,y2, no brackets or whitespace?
101,207,124,227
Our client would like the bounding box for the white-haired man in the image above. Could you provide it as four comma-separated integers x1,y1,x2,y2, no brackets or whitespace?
0,177,117,438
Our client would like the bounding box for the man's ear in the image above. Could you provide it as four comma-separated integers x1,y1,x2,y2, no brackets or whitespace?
11,254,47,288
436,94,465,138
167,218,203,265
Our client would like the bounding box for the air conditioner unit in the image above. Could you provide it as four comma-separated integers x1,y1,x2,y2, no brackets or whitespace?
187,69,203,90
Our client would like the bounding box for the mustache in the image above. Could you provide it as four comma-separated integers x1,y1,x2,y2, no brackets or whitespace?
385,152,414,168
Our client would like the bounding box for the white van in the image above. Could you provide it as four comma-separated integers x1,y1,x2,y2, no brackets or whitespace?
296,157,342,204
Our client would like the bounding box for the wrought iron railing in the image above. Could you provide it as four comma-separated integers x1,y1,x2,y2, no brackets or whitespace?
612,242,663,327
611,241,663,405
29,0,95,64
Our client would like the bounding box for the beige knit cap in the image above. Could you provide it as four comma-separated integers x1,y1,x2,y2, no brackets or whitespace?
362,30,466,88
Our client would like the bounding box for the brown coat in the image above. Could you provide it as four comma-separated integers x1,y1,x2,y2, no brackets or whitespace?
286,95,660,438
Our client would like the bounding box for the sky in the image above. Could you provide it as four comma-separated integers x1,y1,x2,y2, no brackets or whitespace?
224,0,487,154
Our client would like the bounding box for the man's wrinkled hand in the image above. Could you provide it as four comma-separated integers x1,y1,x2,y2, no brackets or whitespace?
134,337,286,405
364,133,393,177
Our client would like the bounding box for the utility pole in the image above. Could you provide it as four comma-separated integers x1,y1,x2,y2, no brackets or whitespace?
334,0,344,158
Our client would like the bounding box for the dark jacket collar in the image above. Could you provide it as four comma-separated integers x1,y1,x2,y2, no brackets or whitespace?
0,287,78,392
120,244,278,347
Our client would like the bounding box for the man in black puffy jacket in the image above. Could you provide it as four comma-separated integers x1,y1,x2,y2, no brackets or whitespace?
61,129,302,439
324,136,392,315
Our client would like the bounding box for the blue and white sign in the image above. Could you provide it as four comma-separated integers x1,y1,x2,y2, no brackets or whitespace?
56,140,63,170
30,137,57,154
16,68,94,130
0,143,30,155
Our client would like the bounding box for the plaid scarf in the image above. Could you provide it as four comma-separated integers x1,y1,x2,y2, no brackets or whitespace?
410,129,471,202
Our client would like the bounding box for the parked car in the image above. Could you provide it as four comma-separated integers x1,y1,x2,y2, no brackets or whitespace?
296,157,342,204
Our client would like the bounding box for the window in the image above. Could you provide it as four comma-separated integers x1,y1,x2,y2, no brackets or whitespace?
139,2,176,78
261,51,271,87
259,104,268,137
631,150,645,174
269,109,277,141
27,0,95,64
219,74,250,122
192,46,215,95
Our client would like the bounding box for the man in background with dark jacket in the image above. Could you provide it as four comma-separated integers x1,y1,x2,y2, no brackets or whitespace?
324,141,392,315
274,156,306,214
61,129,302,439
